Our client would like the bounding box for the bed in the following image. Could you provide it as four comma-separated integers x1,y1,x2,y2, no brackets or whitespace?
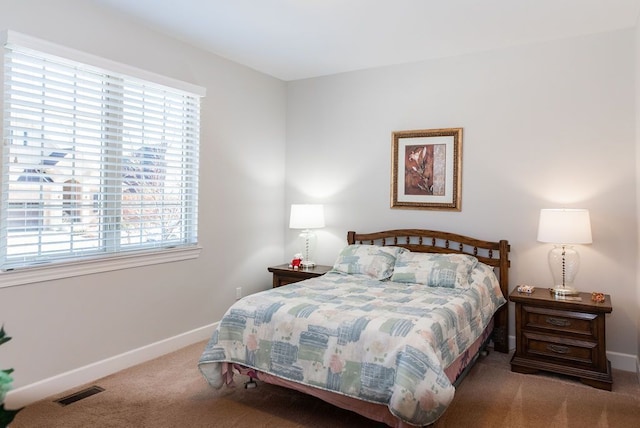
199,229,510,427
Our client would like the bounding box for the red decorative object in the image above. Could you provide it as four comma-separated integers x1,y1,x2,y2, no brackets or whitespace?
591,292,605,303
290,255,303,270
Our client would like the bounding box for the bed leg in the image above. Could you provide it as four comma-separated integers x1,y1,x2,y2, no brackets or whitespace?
244,377,257,389
480,343,490,357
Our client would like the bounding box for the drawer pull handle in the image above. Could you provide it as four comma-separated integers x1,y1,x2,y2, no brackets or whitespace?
547,344,570,354
546,317,571,327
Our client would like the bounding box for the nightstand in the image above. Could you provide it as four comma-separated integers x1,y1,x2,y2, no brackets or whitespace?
267,264,332,288
510,287,613,390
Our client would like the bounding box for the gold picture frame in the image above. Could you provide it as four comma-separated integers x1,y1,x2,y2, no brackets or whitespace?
391,128,462,211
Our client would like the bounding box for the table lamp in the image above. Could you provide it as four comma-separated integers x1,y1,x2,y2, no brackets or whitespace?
289,204,325,268
537,208,592,296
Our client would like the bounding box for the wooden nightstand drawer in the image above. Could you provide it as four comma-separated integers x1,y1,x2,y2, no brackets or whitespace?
273,273,305,288
522,306,597,338
522,331,598,366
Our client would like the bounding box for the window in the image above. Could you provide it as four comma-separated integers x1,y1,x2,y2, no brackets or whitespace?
1,31,204,278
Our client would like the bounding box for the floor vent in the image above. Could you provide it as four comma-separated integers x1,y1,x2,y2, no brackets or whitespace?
55,386,105,406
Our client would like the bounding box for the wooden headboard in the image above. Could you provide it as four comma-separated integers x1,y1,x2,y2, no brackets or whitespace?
347,229,510,353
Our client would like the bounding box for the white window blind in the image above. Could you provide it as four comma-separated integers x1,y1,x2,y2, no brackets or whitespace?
1,34,202,271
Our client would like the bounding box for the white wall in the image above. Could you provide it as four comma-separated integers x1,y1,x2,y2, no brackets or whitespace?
286,30,638,364
1,0,638,406
636,18,640,378
0,0,286,393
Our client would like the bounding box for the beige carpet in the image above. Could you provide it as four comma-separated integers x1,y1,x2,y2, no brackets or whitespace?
11,341,640,427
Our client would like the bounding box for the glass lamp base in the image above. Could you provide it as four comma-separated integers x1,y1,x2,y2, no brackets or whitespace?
297,230,317,270
552,285,580,297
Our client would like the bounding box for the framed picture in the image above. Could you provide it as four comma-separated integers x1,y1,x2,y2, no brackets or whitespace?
391,128,462,211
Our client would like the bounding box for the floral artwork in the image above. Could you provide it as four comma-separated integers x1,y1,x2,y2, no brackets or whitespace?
404,144,446,196
391,128,462,210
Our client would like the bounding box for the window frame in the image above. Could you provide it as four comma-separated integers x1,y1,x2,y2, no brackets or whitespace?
0,31,204,288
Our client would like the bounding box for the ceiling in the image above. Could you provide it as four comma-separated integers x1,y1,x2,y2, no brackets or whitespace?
91,0,640,81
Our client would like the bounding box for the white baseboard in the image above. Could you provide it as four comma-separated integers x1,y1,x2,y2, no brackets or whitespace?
508,334,638,374
608,350,639,373
5,322,217,409
509,334,516,352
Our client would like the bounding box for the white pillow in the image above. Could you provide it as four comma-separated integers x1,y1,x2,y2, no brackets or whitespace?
390,252,478,288
332,244,408,280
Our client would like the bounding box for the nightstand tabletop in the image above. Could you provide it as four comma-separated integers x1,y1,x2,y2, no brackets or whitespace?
510,287,612,313
268,264,333,275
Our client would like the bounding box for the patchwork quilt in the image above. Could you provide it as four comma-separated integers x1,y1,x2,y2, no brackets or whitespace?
198,264,505,426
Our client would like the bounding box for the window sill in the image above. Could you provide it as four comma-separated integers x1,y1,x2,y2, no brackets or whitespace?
0,246,202,289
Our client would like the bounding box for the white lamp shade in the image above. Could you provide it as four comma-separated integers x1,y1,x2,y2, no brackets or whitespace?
537,208,592,244
289,204,325,229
